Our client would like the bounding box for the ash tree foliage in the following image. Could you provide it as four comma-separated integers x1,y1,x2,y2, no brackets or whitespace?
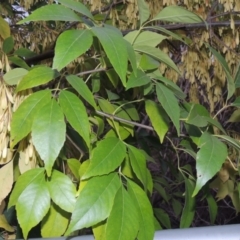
0,0,240,239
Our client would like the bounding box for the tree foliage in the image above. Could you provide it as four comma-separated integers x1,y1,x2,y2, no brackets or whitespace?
0,0,240,239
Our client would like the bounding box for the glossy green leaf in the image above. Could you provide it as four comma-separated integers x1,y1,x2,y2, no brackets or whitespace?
59,90,90,148
10,90,52,148
134,45,180,74
137,0,150,25
156,82,180,135
127,145,147,189
18,5,82,24
66,75,96,109
57,0,93,19
152,6,203,23
206,193,218,224
3,68,28,86
67,158,81,180
47,170,76,212
66,173,121,234
41,203,70,238
8,168,45,208
92,221,106,240
53,29,93,71
16,66,58,92
126,69,151,90
16,176,50,239
82,137,126,179
180,176,195,228
32,99,66,176
208,45,235,100
154,208,171,229
105,186,139,240
193,132,228,196
91,27,128,86
127,179,155,240
3,36,14,54
145,100,169,143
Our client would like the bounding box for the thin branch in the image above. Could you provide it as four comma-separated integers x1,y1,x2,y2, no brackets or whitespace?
76,67,106,77
95,110,154,131
66,134,85,157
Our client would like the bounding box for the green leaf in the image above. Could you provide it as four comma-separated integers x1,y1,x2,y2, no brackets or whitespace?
82,138,126,179
10,90,52,148
66,173,121,234
145,100,169,143
53,29,93,71
3,68,28,85
235,64,240,88
18,5,82,24
156,82,180,135
67,158,81,180
192,132,228,196
105,186,139,240
186,103,209,127
47,170,76,212
16,176,50,239
91,27,128,86
215,135,240,151
124,40,137,76
227,109,240,122
231,96,240,107
3,36,14,54
208,45,235,100
127,179,155,240
126,69,151,90
152,6,203,23
41,203,70,238
14,48,37,58
206,193,218,224
0,16,10,39
137,0,150,25
16,66,58,92
32,99,66,176
133,31,166,47
59,90,90,148
57,0,93,19
154,208,171,229
127,145,147,189
180,176,195,228
134,45,180,74
8,56,30,70
66,75,96,109
138,54,159,70
8,168,45,208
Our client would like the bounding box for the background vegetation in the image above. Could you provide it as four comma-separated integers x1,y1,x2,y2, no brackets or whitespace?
0,0,240,239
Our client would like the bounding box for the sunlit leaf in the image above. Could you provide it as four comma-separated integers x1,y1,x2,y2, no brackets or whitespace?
18,5,82,24
66,173,121,234
0,16,10,39
32,99,66,176
127,179,155,240
10,90,52,148
16,66,58,92
16,177,50,239
137,0,150,25
82,138,126,179
3,68,28,86
105,186,139,240
47,170,76,212
59,90,90,148
53,29,93,71
91,27,128,86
